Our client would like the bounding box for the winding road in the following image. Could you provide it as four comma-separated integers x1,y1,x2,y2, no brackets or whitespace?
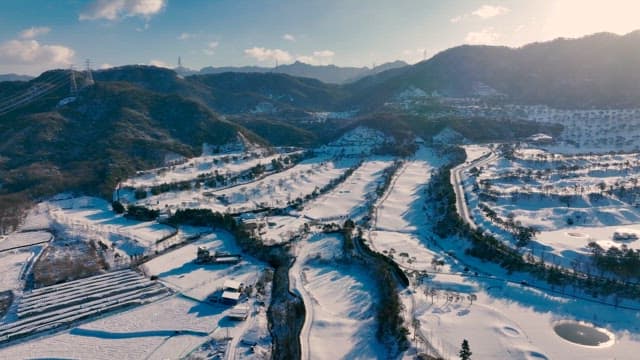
450,151,497,231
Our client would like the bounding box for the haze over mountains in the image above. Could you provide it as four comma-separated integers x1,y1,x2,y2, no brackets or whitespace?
193,60,409,84
350,30,640,109
0,74,34,82
2,61,408,87
0,31,639,201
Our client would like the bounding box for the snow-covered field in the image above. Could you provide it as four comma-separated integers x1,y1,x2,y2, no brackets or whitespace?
0,249,35,291
291,233,384,360
0,270,170,343
132,127,387,215
519,105,640,153
303,264,382,360
0,296,220,360
303,159,392,221
534,223,640,267
353,144,640,359
376,147,445,232
256,215,308,245
369,231,439,271
406,272,640,360
0,231,52,252
217,158,358,212
316,126,390,156
369,147,446,271
122,151,287,188
138,156,359,214
142,231,263,301
142,230,272,358
253,157,393,244
462,144,492,163
19,204,52,231
0,229,269,359
4,132,640,359
458,146,640,265
48,196,176,255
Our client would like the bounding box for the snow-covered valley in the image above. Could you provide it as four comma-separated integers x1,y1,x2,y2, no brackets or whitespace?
1,125,640,359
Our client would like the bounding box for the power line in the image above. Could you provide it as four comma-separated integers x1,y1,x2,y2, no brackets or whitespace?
69,67,78,96
0,71,68,109
0,72,68,107
0,72,69,116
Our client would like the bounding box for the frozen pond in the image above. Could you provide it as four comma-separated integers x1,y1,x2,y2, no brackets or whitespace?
553,321,614,347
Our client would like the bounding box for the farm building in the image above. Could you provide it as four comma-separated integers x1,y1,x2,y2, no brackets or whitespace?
221,291,242,305
228,304,250,320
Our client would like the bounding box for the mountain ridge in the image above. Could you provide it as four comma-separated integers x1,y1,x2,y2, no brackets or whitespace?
192,60,409,84
349,30,640,109
0,74,34,82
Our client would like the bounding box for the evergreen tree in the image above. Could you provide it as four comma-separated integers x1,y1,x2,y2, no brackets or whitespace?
459,339,472,360
111,201,125,214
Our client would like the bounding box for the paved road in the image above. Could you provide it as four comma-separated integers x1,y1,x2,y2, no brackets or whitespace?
450,152,497,231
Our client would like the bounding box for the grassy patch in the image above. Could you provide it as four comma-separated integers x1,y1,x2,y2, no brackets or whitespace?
32,240,108,288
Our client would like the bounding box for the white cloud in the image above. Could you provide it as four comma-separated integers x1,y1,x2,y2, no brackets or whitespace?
244,47,293,63
472,5,510,19
99,63,115,70
451,4,510,24
295,55,314,64
203,41,219,56
20,26,51,39
178,32,195,40
313,50,334,58
296,50,335,65
80,0,166,21
402,48,429,63
465,28,501,45
149,59,172,68
283,34,296,42
0,39,74,74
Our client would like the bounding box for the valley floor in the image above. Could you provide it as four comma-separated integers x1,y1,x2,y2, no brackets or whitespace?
2,129,640,359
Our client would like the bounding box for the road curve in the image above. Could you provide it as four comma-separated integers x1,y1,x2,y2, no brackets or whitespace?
450,152,497,231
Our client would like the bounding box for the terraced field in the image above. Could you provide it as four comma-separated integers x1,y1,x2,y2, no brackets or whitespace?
0,270,170,343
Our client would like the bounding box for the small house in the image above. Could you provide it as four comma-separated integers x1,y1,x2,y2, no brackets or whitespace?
223,280,244,292
221,290,242,305
228,304,250,320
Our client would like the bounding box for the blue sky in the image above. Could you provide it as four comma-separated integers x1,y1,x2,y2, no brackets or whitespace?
1,0,639,75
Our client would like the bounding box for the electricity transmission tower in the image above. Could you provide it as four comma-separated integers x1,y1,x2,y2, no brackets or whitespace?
69,67,78,96
84,59,95,87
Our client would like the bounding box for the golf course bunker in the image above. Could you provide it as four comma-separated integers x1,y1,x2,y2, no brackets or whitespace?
500,326,521,337
553,321,614,347
566,232,589,239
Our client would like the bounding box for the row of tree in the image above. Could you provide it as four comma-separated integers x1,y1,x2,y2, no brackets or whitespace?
587,242,640,280
130,153,307,200
478,204,537,247
429,153,640,301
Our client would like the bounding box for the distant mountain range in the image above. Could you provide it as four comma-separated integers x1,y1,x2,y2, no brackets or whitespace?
178,60,409,84
170,31,640,111
2,30,639,202
349,31,640,109
0,74,34,82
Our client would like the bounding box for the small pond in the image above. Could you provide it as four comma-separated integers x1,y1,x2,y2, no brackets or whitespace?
553,321,613,347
